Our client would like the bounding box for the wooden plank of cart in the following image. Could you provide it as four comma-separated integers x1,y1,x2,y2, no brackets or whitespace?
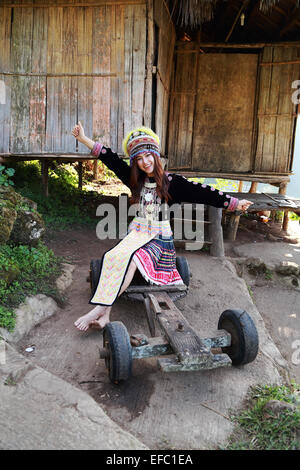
90,256,259,384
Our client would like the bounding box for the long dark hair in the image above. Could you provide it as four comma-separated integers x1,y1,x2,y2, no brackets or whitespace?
129,154,170,204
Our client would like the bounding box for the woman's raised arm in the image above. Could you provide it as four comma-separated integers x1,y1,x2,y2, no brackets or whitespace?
71,122,131,188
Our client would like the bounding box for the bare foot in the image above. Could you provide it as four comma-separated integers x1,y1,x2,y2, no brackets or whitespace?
90,310,111,330
74,305,107,331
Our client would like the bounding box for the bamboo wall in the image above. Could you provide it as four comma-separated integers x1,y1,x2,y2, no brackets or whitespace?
0,0,149,156
255,46,300,174
168,42,300,179
153,0,175,155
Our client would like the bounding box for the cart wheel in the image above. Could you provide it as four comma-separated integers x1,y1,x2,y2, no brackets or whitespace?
176,256,190,286
103,321,132,384
90,259,102,295
218,309,259,366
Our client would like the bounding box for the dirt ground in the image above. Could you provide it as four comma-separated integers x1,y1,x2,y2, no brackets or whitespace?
225,214,300,384
14,201,300,449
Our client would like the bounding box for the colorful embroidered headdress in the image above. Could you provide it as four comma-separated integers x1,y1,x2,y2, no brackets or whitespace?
122,127,160,166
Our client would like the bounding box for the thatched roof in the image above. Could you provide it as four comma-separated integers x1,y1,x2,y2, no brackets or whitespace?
169,0,300,41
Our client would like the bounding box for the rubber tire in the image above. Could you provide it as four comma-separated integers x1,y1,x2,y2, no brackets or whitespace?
176,256,190,287
103,321,132,383
90,259,102,296
218,309,259,366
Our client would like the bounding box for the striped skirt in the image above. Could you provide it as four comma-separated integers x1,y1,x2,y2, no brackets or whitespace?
89,217,183,306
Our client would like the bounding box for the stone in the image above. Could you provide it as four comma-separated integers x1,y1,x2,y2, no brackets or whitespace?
0,294,58,343
0,203,17,244
0,262,20,285
264,399,298,416
0,264,75,343
9,209,45,247
56,263,75,292
0,186,45,246
279,276,300,289
245,257,267,275
275,261,300,277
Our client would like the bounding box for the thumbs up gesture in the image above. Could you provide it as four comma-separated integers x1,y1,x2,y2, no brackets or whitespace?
72,121,85,142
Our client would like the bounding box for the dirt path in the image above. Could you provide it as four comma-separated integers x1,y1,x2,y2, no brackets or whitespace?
14,220,291,449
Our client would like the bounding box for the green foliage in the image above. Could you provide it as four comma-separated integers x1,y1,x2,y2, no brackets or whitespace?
213,179,238,191
264,268,273,280
10,161,101,230
225,383,300,450
0,242,64,331
0,306,16,332
0,165,15,187
289,212,300,221
188,177,205,184
187,177,238,192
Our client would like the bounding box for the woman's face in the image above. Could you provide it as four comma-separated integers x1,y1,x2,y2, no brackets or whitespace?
136,152,155,176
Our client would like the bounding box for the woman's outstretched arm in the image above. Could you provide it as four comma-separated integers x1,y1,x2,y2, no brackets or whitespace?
167,173,253,212
71,122,131,188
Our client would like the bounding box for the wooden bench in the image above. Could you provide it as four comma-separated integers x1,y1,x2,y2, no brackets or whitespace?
225,192,300,241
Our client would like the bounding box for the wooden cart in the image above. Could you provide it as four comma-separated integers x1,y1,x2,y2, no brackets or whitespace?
90,257,259,384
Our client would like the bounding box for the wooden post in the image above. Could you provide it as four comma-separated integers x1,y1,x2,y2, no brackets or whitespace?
226,212,240,242
41,159,49,197
279,182,289,231
208,207,225,257
249,181,258,193
78,161,83,190
93,159,98,180
238,181,243,192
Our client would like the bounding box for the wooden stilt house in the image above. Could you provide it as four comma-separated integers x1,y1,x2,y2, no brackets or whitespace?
0,0,299,194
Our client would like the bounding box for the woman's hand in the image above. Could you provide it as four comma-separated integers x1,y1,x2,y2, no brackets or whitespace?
237,199,253,212
71,122,95,150
72,121,85,142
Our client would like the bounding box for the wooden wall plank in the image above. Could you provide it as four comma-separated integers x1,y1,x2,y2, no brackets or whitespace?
123,5,134,137
46,7,78,152
77,7,93,153
131,3,147,130
10,7,33,152
154,0,175,155
92,6,112,147
143,0,154,129
111,4,125,152
167,43,196,168
29,8,48,152
0,7,11,153
256,46,299,174
192,53,257,173
123,4,146,138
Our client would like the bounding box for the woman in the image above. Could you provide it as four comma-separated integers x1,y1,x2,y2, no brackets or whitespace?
71,122,252,331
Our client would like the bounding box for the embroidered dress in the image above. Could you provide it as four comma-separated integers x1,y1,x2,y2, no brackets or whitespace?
89,181,183,306
89,143,240,307
131,181,182,287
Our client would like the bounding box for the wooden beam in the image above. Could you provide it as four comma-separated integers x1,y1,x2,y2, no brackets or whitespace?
225,0,250,43
0,72,117,78
280,10,300,37
176,41,300,50
166,170,291,183
1,1,145,7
